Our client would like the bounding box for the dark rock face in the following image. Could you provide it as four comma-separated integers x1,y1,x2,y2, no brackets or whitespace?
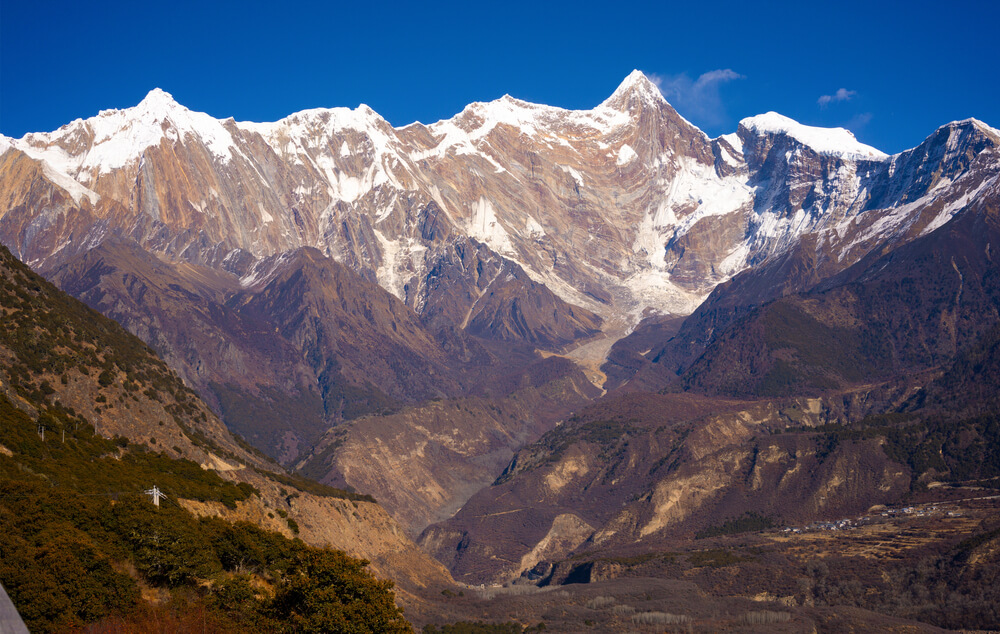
416,238,602,349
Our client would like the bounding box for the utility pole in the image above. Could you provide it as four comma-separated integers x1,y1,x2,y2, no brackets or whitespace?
144,485,166,508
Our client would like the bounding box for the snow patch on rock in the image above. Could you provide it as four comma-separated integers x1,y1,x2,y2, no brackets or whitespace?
617,144,638,166
468,197,516,257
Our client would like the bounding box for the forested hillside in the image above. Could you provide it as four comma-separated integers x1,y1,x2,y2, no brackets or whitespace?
0,244,414,632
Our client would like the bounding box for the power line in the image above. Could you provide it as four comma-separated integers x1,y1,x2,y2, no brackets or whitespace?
143,485,167,508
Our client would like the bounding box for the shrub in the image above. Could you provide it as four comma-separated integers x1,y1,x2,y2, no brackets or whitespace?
585,596,616,609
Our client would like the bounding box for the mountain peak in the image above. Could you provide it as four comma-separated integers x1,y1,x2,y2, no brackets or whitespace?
602,70,665,110
912,118,1000,166
617,69,660,93
136,88,181,116
939,117,1000,142
27,86,240,174
739,112,887,160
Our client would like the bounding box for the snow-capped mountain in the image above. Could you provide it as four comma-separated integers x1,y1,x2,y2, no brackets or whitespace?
2,71,999,337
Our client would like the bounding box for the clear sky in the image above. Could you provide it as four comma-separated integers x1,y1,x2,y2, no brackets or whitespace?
3,0,998,154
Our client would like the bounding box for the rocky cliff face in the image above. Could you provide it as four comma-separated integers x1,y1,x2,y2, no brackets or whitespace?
417,386,924,586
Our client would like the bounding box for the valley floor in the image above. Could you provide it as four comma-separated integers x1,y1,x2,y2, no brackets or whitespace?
404,488,999,632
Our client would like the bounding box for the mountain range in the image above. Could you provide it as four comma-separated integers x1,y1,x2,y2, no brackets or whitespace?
8,71,996,318
2,71,1000,631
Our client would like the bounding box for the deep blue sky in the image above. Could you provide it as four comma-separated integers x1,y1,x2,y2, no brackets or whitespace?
3,0,998,153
